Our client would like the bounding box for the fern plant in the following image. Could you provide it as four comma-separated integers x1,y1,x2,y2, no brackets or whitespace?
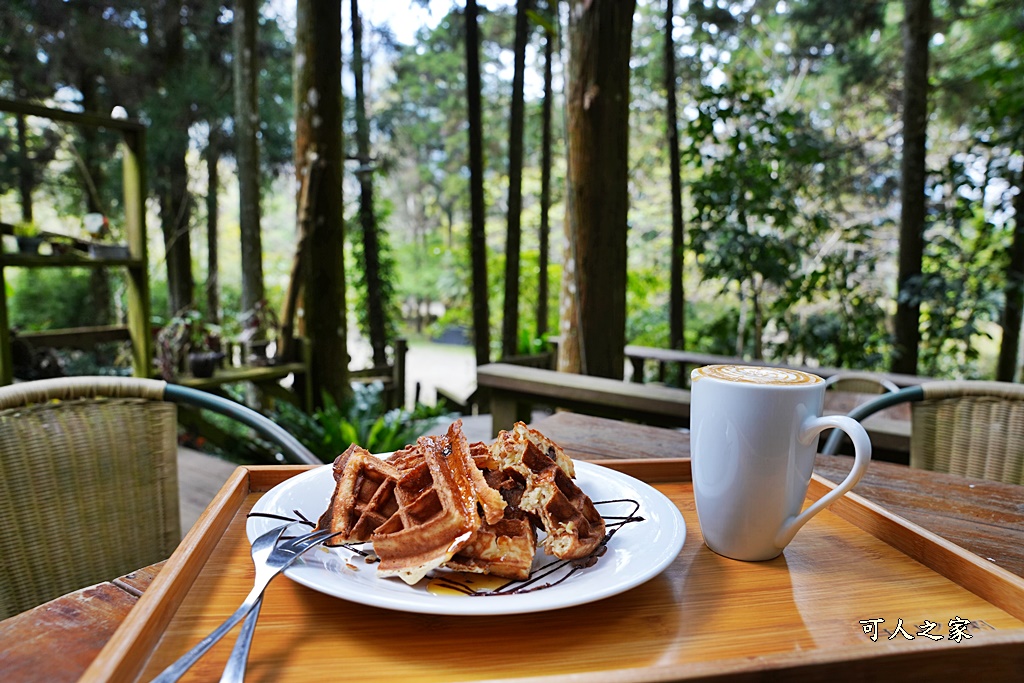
272,381,454,458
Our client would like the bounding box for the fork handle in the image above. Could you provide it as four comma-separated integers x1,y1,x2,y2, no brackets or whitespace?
149,583,267,683
219,596,262,683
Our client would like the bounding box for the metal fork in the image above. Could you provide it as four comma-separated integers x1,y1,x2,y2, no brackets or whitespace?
219,526,287,683
218,596,262,683
150,525,336,683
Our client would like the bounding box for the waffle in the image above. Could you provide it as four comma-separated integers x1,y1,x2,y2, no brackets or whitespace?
444,515,537,580
372,420,508,584
315,443,401,542
316,420,604,584
489,422,605,559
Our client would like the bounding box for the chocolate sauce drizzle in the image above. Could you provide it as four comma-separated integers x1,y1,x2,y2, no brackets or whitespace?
247,510,375,556
457,497,644,597
246,497,645,597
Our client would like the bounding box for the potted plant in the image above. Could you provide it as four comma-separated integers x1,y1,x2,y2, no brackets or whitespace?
239,299,279,366
13,222,44,254
82,213,131,259
156,308,224,380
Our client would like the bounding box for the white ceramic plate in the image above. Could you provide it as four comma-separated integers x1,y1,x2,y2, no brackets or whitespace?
247,460,686,615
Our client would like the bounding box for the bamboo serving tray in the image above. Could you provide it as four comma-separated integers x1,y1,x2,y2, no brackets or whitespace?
86,460,1024,682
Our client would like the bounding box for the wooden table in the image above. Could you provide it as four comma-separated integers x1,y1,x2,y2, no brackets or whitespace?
1,412,1021,681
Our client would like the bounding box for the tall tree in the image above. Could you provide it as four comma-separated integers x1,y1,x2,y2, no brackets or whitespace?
892,0,932,375
201,5,234,327
999,178,1024,381
664,0,684,351
351,0,389,367
145,2,197,316
501,0,532,358
465,0,490,368
558,0,636,378
78,72,114,327
294,0,348,406
235,0,265,319
536,3,554,342
205,138,221,324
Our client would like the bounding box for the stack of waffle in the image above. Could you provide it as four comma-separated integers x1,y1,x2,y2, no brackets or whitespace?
315,420,606,585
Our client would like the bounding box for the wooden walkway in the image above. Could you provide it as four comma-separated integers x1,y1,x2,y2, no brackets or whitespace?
176,447,238,536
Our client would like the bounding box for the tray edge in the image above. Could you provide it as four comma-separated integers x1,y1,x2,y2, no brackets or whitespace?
81,465,258,682
807,473,1024,622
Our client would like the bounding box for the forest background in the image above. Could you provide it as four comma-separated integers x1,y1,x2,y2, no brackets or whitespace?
1,0,1023,395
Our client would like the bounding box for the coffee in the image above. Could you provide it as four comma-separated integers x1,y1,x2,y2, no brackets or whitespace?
691,364,823,386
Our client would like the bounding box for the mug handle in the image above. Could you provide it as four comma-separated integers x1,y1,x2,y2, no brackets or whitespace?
773,415,872,549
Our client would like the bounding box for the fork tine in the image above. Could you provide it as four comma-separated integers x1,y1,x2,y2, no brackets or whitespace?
284,529,337,551
255,523,290,546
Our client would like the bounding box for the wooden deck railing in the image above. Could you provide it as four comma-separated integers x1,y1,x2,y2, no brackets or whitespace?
623,345,930,388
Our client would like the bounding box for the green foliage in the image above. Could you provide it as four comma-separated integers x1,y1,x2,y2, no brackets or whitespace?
626,266,669,348
8,268,108,330
271,382,455,458
915,146,1013,377
687,303,743,357
346,197,401,347
513,249,560,354
684,72,837,356
771,222,891,368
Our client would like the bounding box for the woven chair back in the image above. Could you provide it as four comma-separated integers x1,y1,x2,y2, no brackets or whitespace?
911,393,1024,486
0,397,180,619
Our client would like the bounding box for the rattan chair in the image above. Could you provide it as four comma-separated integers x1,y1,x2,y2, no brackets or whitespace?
821,380,1024,486
824,371,900,394
0,376,321,619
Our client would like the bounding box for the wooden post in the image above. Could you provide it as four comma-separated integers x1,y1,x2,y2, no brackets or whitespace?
630,357,644,384
123,129,152,380
392,337,408,409
490,393,532,437
0,262,10,385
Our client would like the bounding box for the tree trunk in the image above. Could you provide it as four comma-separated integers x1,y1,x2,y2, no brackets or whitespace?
558,0,635,379
997,168,1024,382
154,16,195,317
665,0,685,352
351,0,389,367
79,70,114,328
234,0,265,318
752,277,763,360
537,13,553,341
159,148,195,316
892,0,931,376
294,0,348,407
205,138,221,324
16,114,33,224
465,0,490,368
501,0,532,359
279,152,315,362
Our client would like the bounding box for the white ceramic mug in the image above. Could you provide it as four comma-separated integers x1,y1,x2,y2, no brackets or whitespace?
689,365,871,561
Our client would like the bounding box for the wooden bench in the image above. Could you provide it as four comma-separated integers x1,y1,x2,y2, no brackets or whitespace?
476,363,690,437
623,345,930,389
476,362,912,460
437,351,555,414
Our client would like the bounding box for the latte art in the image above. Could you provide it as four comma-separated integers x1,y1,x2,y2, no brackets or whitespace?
691,364,823,386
